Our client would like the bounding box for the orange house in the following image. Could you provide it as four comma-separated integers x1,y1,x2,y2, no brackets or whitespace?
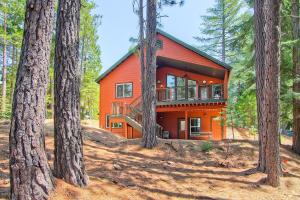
96,29,231,140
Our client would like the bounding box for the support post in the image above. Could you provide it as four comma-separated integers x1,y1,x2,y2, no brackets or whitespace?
185,111,188,139
125,122,128,138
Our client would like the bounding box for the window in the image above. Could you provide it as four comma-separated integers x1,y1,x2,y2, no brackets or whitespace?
116,83,133,98
200,87,208,100
156,39,163,49
188,80,196,99
190,118,201,136
112,122,123,128
212,85,222,99
176,77,186,100
105,114,110,128
166,75,175,100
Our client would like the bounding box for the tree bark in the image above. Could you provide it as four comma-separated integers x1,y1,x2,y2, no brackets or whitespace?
292,0,300,155
264,0,281,187
54,0,88,186
9,0,55,199
254,0,267,172
142,0,158,148
2,7,7,113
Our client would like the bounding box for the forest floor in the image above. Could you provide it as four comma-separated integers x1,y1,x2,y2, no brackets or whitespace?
0,120,299,200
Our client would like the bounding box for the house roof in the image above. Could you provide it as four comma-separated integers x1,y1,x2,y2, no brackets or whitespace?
96,29,231,83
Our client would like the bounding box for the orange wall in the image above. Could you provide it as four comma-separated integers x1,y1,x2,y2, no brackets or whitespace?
157,34,226,71
99,54,141,129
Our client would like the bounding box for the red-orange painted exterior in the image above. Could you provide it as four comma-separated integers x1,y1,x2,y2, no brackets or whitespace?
98,32,230,140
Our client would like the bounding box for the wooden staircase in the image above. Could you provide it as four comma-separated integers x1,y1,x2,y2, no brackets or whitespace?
125,96,163,137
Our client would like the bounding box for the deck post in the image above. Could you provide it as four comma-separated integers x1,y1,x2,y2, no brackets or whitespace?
125,122,128,138
185,111,188,139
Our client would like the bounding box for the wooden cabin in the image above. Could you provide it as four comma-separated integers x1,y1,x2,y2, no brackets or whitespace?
96,29,231,140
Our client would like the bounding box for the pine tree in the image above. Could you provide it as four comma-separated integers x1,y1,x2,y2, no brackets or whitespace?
54,0,88,186
254,0,267,172
264,0,282,187
195,0,245,63
142,0,158,148
9,0,55,198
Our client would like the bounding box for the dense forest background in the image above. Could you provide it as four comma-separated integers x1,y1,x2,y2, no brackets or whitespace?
0,0,295,131
0,0,102,120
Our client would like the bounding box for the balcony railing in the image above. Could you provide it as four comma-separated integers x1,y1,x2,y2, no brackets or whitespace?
156,84,225,102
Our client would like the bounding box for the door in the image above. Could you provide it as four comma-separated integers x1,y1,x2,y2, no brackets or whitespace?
211,116,222,140
127,125,133,139
178,118,186,139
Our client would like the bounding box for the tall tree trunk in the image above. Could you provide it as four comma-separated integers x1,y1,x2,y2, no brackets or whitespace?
139,0,146,121
54,0,88,186
9,1,55,199
142,0,157,148
292,0,300,155
221,0,226,63
2,7,7,113
264,0,281,187
254,0,267,172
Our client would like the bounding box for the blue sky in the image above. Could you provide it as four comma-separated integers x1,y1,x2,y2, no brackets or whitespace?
94,0,215,74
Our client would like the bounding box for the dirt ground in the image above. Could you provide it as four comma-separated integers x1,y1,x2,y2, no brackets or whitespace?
0,121,300,200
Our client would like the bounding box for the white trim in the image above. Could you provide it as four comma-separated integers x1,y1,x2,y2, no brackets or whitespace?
190,118,201,136
105,114,110,128
116,83,133,98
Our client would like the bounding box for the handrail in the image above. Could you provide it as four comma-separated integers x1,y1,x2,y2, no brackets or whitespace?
156,84,224,102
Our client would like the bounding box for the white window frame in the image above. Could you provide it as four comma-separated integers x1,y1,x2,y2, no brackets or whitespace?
112,122,123,128
105,114,110,128
190,118,201,136
116,83,133,98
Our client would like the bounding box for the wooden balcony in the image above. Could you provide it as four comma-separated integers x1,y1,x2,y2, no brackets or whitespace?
156,84,226,107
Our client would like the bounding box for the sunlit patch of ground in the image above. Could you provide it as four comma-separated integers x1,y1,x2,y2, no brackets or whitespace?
0,121,299,200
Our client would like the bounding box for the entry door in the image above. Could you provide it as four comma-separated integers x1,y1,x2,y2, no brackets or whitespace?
178,119,186,139
211,117,222,140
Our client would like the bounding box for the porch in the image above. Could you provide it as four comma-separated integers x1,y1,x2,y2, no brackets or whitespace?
157,108,225,140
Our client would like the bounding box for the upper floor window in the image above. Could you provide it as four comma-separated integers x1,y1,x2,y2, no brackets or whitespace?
212,84,222,99
166,75,176,100
199,86,208,100
176,77,186,100
188,80,196,100
116,83,133,98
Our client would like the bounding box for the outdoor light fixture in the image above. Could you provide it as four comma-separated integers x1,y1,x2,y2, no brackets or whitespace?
157,80,162,84
202,80,207,84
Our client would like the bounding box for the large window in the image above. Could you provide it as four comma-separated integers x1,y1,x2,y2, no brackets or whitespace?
176,77,186,100
190,118,201,136
166,75,175,100
212,84,222,99
200,86,208,100
116,83,133,98
188,80,196,100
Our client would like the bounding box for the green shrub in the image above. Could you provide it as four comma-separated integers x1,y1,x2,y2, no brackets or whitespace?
201,141,213,152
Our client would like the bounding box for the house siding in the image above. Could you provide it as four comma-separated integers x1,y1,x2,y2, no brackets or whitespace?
99,54,141,129
98,32,229,140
